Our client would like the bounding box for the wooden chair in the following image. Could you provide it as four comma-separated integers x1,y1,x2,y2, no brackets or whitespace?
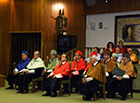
59,77,71,96
59,61,72,96
93,83,106,101
128,66,137,98
14,73,43,92
31,68,44,93
31,77,43,92
130,80,133,98
93,64,106,101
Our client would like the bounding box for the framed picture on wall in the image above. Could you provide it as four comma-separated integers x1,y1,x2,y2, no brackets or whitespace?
115,14,140,47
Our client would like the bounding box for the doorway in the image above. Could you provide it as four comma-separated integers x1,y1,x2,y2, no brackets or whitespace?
10,32,41,71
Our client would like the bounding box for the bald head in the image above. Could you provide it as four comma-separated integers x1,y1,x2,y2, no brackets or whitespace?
127,48,133,55
34,51,40,59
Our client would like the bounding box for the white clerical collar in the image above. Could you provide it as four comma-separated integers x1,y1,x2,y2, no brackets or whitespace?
76,59,79,62
93,61,98,66
61,61,66,65
34,57,40,61
105,58,110,63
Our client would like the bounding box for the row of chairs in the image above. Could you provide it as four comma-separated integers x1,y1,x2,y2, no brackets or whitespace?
15,64,133,101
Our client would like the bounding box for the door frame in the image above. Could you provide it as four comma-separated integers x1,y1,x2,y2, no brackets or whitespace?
9,31,44,71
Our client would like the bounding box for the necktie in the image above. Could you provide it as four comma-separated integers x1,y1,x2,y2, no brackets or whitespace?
59,63,63,67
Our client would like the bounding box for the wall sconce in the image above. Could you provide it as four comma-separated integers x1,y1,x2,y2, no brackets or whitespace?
105,0,110,3
53,3,64,11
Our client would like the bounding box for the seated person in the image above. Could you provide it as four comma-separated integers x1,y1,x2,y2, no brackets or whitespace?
6,51,31,89
115,46,123,62
101,50,116,89
127,48,138,64
118,40,127,53
82,52,106,101
86,47,101,63
42,54,71,97
106,41,116,53
112,53,121,67
101,50,116,78
42,49,59,91
16,51,46,93
83,52,97,74
107,53,136,100
71,50,86,93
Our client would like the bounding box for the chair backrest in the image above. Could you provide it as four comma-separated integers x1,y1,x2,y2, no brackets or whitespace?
132,48,139,56
101,64,107,84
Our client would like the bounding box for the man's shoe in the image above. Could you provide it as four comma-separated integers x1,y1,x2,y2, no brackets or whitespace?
51,92,57,97
42,92,51,96
22,90,29,94
17,90,23,93
106,94,115,98
82,95,86,100
6,86,14,90
16,88,19,90
121,96,126,100
82,95,91,101
36,86,41,90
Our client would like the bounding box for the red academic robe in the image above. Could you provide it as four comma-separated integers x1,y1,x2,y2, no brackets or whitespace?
72,58,86,71
84,62,91,72
53,61,71,77
120,46,127,53
106,47,116,53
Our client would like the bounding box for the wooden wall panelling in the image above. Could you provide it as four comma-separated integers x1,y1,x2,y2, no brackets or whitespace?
83,0,140,15
0,0,10,76
43,0,53,58
135,0,140,10
10,0,44,31
120,0,136,12
7,0,86,76
43,0,86,58
111,0,121,12
65,0,86,48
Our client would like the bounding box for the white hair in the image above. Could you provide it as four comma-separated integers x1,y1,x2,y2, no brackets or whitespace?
91,55,99,61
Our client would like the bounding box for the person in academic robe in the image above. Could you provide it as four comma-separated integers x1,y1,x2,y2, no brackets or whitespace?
71,50,86,93
101,50,116,90
6,51,31,89
112,53,121,67
86,47,101,63
82,52,107,101
118,40,127,53
107,53,136,100
83,52,97,74
127,48,138,64
42,54,71,97
42,49,59,91
16,51,46,93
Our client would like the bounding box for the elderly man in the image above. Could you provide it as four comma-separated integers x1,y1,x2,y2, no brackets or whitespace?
42,49,59,91
6,51,31,89
82,52,106,101
71,50,86,93
107,53,136,100
127,48,138,64
112,53,121,67
16,51,46,93
42,54,71,97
